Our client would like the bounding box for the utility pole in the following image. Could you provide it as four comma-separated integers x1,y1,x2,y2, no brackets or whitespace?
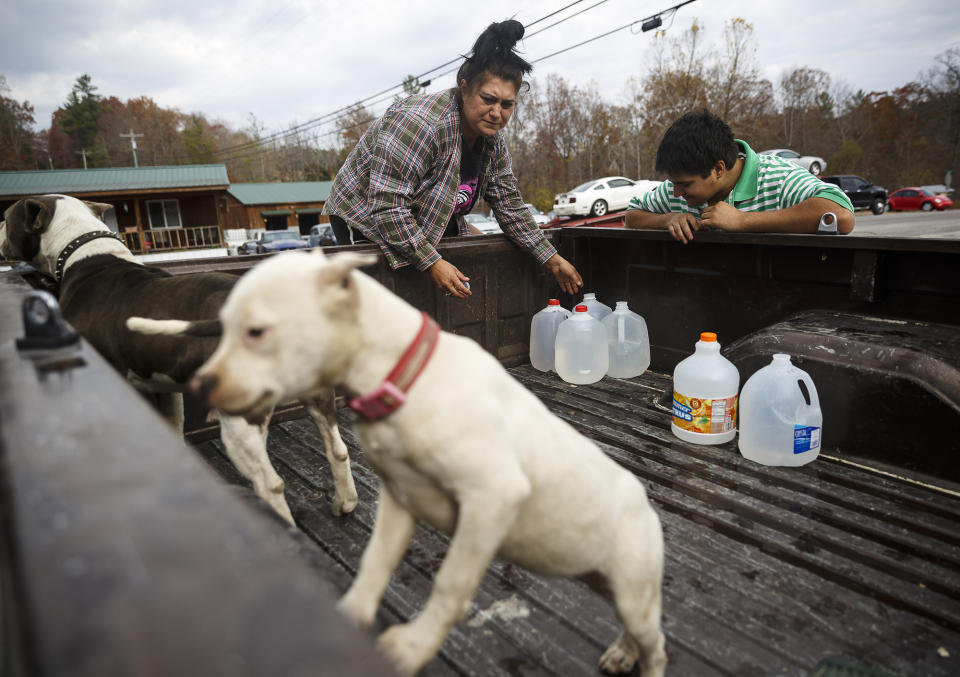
119,128,145,167
76,149,89,169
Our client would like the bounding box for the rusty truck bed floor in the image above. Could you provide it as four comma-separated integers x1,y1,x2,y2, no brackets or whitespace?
195,367,960,677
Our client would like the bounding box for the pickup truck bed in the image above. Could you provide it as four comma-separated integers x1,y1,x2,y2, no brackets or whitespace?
195,366,960,677
5,227,958,677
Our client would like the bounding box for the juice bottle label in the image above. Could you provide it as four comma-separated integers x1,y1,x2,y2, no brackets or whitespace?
672,391,737,434
793,425,821,454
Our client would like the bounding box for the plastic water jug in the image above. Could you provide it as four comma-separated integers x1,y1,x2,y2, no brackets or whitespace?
602,301,650,378
555,305,608,385
671,332,740,444
738,354,823,466
529,299,571,372
580,293,612,321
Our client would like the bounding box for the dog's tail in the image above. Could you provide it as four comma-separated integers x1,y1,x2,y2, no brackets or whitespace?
126,316,222,337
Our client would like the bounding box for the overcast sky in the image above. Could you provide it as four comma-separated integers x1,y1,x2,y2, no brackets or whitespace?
3,0,959,144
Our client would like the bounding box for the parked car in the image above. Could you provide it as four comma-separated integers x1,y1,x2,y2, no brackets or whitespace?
256,230,310,254
888,187,954,212
632,179,662,199
237,239,259,255
308,223,337,247
554,176,648,218
821,175,888,215
759,149,827,176
463,212,502,235
524,203,552,227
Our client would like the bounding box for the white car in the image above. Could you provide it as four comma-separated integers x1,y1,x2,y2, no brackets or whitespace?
554,176,653,218
524,203,552,227
759,149,827,176
463,212,502,235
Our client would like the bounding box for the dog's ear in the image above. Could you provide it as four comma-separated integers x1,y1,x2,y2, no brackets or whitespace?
83,201,114,222
317,252,378,288
1,197,53,260
18,197,56,234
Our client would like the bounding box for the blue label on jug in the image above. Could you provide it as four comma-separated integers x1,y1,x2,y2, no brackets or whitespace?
794,425,821,454
672,398,693,422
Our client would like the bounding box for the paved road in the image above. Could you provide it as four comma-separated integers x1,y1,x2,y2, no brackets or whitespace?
851,209,960,239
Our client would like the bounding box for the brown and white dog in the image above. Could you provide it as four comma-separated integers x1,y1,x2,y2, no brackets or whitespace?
180,249,667,676
0,194,357,524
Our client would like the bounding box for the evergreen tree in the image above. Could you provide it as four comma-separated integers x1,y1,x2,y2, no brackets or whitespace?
61,74,104,165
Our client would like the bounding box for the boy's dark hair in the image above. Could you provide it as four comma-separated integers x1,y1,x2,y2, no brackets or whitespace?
457,20,532,93
655,110,739,177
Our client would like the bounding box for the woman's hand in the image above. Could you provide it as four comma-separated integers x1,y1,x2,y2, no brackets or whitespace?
429,259,472,298
544,254,583,295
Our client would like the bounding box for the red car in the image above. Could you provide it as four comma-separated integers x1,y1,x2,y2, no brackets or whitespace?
887,187,953,212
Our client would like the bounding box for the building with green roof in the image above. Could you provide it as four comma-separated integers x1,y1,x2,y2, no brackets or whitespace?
226,181,332,232
0,165,230,254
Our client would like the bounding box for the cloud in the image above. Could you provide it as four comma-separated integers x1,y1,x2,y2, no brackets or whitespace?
3,0,959,138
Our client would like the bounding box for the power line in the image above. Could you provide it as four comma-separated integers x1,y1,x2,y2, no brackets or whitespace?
213,0,698,163
525,0,612,40
210,0,601,159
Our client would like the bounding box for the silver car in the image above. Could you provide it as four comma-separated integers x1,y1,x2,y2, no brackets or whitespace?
759,149,827,176
463,212,502,235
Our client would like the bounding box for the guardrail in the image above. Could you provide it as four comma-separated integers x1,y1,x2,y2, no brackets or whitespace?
0,272,396,677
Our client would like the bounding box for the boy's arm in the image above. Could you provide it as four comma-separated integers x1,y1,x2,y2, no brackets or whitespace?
701,198,855,234
625,182,704,243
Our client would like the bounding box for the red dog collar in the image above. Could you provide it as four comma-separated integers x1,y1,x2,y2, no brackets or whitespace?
349,312,440,421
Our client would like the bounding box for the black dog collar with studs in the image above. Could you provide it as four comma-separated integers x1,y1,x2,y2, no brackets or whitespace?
54,231,124,282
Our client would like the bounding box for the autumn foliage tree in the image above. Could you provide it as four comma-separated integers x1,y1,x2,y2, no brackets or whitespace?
5,20,956,202
0,75,38,170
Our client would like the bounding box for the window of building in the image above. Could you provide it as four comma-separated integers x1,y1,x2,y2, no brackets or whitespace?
146,199,182,229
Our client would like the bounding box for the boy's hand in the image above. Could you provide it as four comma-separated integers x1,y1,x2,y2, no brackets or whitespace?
666,212,703,244
701,202,746,232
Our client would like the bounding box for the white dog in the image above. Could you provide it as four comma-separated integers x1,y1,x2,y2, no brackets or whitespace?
190,249,666,676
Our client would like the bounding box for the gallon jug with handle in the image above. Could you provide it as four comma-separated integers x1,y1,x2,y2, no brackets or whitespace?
738,354,823,467
529,299,571,372
602,301,650,378
555,305,608,385
580,292,612,321
671,332,740,444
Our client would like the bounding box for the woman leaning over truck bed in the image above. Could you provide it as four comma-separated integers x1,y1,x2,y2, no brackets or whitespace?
324,19,583,299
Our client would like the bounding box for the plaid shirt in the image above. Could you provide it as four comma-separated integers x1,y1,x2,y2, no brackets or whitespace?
324,88,556,270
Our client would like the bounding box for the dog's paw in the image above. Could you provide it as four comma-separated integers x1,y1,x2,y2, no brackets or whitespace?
598,640,639,674
377,623,438,676
336,589,377,630
331,491,359,516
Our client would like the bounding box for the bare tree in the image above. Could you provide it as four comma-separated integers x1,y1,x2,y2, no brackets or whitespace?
925,47,960,184
779,67,831,148
706,18,775,138
336,104,375,156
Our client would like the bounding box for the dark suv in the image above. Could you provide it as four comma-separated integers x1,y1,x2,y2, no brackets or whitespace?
822,175,887,214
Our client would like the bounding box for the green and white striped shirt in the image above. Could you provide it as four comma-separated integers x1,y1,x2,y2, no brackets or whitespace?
628,140,853,218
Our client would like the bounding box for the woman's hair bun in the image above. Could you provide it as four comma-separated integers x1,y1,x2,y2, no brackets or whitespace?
492,19,525,46
458,18,533,90
472,19,525,60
